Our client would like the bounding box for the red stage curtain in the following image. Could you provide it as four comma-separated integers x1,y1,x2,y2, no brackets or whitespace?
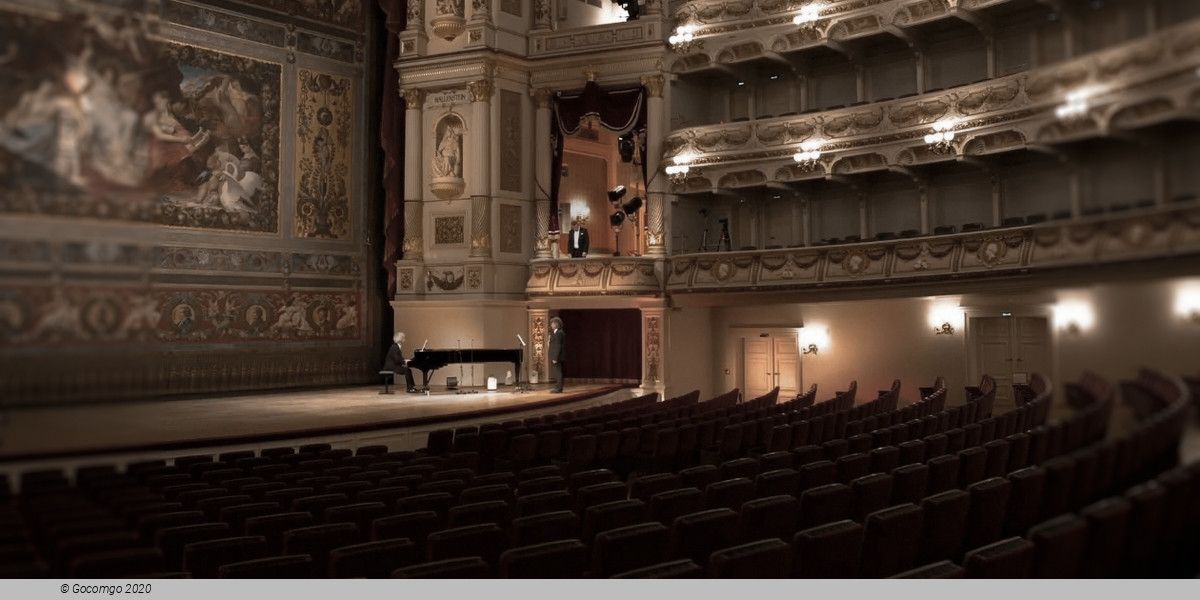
558,308,642,382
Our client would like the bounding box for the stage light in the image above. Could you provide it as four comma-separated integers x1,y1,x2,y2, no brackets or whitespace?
608,185,627,203
618,133,635,163
610,211,626,228
621,197,643,215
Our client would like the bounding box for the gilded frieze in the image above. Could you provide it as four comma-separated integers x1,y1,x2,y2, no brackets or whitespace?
645,315,661,383
156,247,282,272
295,70,354,240
887,99,953,128
0,284,361,346
240,0,365,31
427,267,464,291
824,108,885,137
434,214,466,246
296,31,358,63
164,1,287,46
755,121,819,146
956,82,1021,115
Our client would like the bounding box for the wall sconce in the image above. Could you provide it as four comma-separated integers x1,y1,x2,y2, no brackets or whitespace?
1054,86,1106,123
1173,283,1200,324
928,302,961,335
1054,300,1093,335
793,139,824,171
799,325,829,356
665,151,696,185
669,24,698,53
923,119,958,154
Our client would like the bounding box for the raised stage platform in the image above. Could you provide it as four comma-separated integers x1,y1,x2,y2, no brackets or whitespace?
0,382,637,480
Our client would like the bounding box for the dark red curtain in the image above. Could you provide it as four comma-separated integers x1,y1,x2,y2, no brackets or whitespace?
550,82,647,236
558,308,642,382
379,0,405,298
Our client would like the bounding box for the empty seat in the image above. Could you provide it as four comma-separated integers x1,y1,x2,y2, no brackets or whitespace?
580,499,648,546
214,553,311,578
703,478,755,511
327,538,421,578
282,522,360,576
426,523,507,569
391,556,490,578
738,494,799,543
859,503,924,578
668,508,740,567
610,558,703,578
798,483,851,530
371,511,440,548
705,538,792,578
499,538,589,578
1026,514,1087,578
963,536,1034,578
649,487,704,527
590,521,670,577
792,519,863,578
890,559,965,578
181,536,269,579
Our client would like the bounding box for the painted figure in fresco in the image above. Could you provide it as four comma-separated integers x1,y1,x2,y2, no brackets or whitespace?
141,90,207,185
118,295,161,339
335,299,357,330
432,123,462,178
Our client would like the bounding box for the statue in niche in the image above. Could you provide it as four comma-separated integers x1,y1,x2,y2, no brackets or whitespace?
429,113,466,199
432,118,462,179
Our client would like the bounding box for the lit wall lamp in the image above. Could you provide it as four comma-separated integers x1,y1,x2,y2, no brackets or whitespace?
1055,86,1106,123
793,3,825,32
669,24,698,53
793,139,824,171
923,119,958,154
928,302,962,335
1173,283,1200,324
799,326,829,356
1054,300,1094,335
665,151,696,185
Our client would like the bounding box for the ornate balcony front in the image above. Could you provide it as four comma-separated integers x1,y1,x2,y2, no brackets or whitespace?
526,256,664,297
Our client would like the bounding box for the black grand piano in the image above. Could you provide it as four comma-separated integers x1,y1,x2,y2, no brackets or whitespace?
409,347,523,390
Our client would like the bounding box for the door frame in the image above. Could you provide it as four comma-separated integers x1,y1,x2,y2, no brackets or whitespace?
729,326,803,398
962,303,1056,392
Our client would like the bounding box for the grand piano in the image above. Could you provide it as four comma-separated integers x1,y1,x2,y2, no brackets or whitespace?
409,347,523,389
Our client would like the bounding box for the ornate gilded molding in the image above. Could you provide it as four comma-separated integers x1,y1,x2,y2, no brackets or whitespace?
641,74,666,98
467,78,495,102
401,88,427,110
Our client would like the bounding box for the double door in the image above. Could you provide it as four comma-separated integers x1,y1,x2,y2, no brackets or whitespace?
743,332,801,400
969,316,1051,414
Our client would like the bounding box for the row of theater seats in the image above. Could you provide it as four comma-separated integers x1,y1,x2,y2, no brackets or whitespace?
0,369,1195,577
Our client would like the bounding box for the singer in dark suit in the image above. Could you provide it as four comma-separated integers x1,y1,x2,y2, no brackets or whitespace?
567,222,589,258
548,317,565,393
383,331,418,392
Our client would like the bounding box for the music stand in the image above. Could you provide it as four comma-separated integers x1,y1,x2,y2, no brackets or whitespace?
515,334,530,393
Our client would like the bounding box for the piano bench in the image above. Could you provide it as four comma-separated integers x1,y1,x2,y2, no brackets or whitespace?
379,370,395,395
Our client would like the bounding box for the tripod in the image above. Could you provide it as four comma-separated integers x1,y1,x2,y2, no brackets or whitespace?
718,218,732,252
515,334,530,393
697,209,711,252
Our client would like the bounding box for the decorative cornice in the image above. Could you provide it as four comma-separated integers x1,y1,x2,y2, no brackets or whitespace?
401,88,427,109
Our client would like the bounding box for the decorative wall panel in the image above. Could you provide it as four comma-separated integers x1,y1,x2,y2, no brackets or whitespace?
0,10,281,233
295,70,354,240
500,203,522,253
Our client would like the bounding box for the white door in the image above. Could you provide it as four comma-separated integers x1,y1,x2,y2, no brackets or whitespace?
971,316,1051,414
742,333,802,400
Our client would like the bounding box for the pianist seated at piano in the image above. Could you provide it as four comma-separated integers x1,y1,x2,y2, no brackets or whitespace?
383,331,419,393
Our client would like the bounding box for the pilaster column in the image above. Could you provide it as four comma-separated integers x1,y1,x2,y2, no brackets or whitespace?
405,0,424,32
468,78,494,258
644,0,664,16
532,87,553,259
401,88,426,261
470,0,492,23
642,306,666,389
532,0,552,31
642,74,668,257
528,308,549,385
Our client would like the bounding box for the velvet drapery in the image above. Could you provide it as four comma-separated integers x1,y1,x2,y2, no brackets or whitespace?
557,308,642,382
550,82,648,237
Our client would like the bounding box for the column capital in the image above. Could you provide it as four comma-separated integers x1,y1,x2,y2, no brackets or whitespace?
400,88,426,110
530,87,553,109
641,74,666,98
467,78,494,103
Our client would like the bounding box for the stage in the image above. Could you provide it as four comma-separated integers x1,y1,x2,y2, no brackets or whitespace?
0,382,637,478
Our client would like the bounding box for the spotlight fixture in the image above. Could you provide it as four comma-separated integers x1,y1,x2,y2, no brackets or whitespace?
607,185,627,204
618,133,636,163
793,3,824,32
621,196,643,215
610,211,626,229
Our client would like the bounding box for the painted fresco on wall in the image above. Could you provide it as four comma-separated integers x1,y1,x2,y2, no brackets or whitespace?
0,10,280,233
0,284,360,346
253,0,365,30
296,70,353,239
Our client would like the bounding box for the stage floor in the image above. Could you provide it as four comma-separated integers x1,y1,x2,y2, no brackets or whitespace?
0,382,634,468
